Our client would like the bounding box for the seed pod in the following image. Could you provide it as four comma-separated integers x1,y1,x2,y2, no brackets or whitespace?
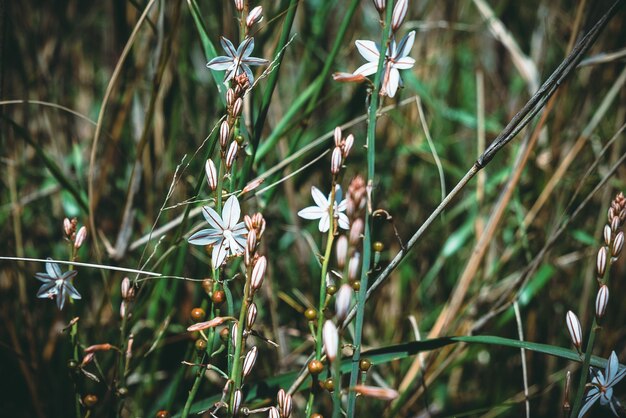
336,235,348,269
391,0,408,31
334,127,342,147
342,134,354,158
205,159,218,191
565,310,582,350
191,307,206,322
243,346,258,377
251,256,267,291
612,231,624,257
335,284,352,322
323,320,339,362
246,6,263,27
246,302,258,329
597,246,608,278
331,147,343,174
604,225,612,246
220,121,230,148
232,389,242,416
225,142,238,170
74,226,87,248
595,285,609,319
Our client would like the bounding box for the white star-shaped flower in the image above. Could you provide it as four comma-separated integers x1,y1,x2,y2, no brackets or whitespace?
35,259,81,310
579,351,626,417
189,195,248,268
298,186,350,233
207,37,269,84
354,31,416,98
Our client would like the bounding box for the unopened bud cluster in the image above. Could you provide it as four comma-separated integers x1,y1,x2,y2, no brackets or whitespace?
120,277,136,319
276,389,293,418
330,127,354,175
63,217,87,250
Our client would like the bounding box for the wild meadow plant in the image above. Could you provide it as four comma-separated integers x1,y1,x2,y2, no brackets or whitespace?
3,0,626,417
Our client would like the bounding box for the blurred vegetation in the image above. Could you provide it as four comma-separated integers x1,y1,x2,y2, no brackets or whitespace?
1,0,625,417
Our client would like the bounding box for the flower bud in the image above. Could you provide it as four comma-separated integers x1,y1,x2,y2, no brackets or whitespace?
604,225,612,246
277,389,286,410
226,88,236,107
247,229,257,255
121,277,132,300
335,284,352,322
233,0,243,12
242,177,264,194
349,218,364,245
336,235,348,269
251,256,267,291
352,385,399,400
342,134,354,158
268,406,280,418
242,346,258,377
74,226,87,248
120,300,127,318
611,216,621,233
282,392,292,418
331,147,343,174
373,0,386,13
220,121,230,148
334,127,343,147
225,141,238,170
612,231,624,257
232,389,242,416
323,320,339,362
348,252,361,281
246,6,263,28
565,310,582,349
231,322,238,348
246,302,258,329
232,98,243,117
63,218,72,237
597,246,608,278
391,0,408,31
187,316,227,332
595,285,609,319
205,159,218,191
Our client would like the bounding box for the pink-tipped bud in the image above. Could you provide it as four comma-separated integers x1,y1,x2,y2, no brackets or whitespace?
121,277,132,300
612,231,624,257
242,346,258,377
323,320,339,362
220,121,230,148
205,159,218,191
232,389,242,416
225,141,238,170
597,246,608,278
348,252,361,281
611,216,621,233
391,0,408,31
604,225,612,246
335,284,352,322
242,177,264,194
331,147,343,175
342,134,354,158
246,6,263,27
336,235,348,269
373,0,386,13
565,310,583,349
332,72,367,83
85,343,113,354
282,392,292,418
120,301,127,318
277,389,286,410
81,352,95,367
63,218,72,236
231,322,238,348
74,226,87,248
251,256,267,291
350,218,364,245
334,127,343,147
246,302,258,329
595,285,609,319
226,88,236,106
187,316,227,332
232,98,243,117
268,406,280,418
234,0,244,11
247,229,257,255
244,214,254,231
352,385,399,400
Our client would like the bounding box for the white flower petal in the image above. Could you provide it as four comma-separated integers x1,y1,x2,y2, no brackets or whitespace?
394,56,415,70
202,205,225,230
188,229,223,246
222,195,241,228
318,213,331,232
336,199,348,212
386,68,400,98
212,241,229,267
46,261,62,278
207,56,234,71
577,392,600,418
353,62,378,77
337,213,350,230
355,40,380,62
395,31,416,59
607,351,619,383
298,206,325,220
239,37,255,59
220,37,237,58
311,186,328,209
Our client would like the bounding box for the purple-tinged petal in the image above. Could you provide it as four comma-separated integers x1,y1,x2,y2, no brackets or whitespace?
62,270,78,281
220,37,237,58
241,64,255,84
46,261,62,278
65,282,82,300
355,40,380,62
37,281,57,297
57,287,66,310
201,205,225,230
188,229,222,246
243,57,269,66
207,56,235,70
222,195,241,229
238,37,255,59
35,273,53,282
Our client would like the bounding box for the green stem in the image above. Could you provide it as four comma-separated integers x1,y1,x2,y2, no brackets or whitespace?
346,2,394,416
